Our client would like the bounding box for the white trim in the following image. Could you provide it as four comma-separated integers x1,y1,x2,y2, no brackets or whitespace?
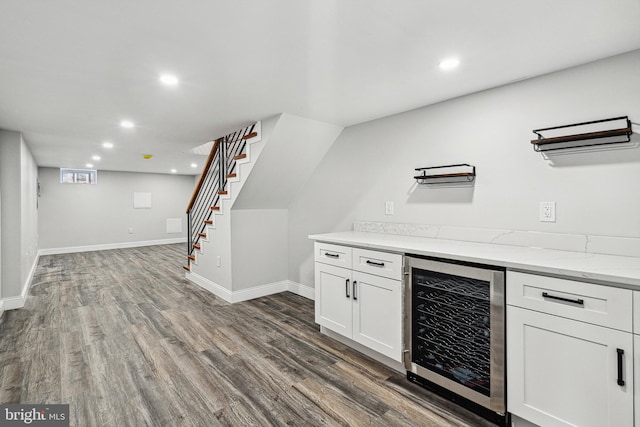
38,237,187,255
230,280,291,303
185,273,314,304
185,272,234,303
3,295,25,310
287,281,315,300
2,252,40,311
0,300,4,318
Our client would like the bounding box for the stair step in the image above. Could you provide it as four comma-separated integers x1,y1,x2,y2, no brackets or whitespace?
242,131,258,140
198,233,207,238
193,244,201,250
183,265,191,272
204,220,213,225
188,255,196,261
211,206,220,211
218,190,228,195
233,153,247,161
226,173,237,179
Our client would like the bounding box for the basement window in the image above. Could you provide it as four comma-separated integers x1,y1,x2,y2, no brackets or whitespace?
60,168,97,184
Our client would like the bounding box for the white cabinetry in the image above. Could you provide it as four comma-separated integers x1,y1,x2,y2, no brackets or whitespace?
507,271,633,427
314,242,403,361
633,291,640,427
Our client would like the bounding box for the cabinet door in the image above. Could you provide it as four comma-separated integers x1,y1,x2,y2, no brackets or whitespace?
315,263,352,338
507,306,633,427
352,271,402,361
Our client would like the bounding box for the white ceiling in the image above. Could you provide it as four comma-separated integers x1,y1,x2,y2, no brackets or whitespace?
1,0,639,175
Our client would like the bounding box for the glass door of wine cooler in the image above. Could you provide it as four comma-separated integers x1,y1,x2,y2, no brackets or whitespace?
404,256,505,415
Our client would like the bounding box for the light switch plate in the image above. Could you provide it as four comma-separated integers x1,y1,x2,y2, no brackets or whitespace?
385,201,394,215
539,202,556,222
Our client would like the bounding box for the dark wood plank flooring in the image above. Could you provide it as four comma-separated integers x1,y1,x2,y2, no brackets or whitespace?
0,244,494,426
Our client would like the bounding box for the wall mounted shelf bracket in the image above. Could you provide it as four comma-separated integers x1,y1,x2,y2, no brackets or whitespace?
414,164,476,185
531,116,632,152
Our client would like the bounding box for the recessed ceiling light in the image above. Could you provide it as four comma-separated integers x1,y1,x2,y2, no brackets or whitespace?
92,155,101,161
86,163,94,168
102,142,114,149
120,120,134,128
170,169,177,173
160,74,179,86
190,163,197,168
439,57,460,71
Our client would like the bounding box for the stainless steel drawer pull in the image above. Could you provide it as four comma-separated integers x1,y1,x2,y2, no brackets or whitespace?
325,252,339,258
366,260,385,267
542,292,584,306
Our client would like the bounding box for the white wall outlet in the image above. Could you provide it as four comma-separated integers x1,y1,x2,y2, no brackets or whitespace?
216,256,221,267
128,227,134,234
539,202,556,222
385,201,394,215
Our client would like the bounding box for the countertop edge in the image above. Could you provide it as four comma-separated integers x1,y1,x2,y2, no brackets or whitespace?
309,232,640,288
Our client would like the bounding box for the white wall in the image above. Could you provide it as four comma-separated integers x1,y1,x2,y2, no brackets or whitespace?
231,209,288,291
191,211,233,290
233,114,343,209
288,50,640,286
21,137,39,290
38,167,194,250
0,130,39,301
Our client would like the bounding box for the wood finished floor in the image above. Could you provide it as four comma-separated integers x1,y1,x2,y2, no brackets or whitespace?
0,244,494,426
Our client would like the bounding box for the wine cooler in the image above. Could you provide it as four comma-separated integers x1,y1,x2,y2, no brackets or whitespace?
404,255,506,424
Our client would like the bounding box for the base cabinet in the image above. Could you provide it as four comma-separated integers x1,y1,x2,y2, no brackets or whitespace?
314,243,403,362
507,271,634,427
315,263,353,338
507,305,633,427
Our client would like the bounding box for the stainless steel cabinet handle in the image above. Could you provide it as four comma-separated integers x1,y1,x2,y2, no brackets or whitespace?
542,292,584,306
353,281,358,301
345,279,350,298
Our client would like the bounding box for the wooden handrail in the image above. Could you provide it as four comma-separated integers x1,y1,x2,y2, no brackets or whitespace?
186,139,221,213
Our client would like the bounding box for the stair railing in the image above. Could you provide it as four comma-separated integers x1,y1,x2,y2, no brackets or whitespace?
185,122,258,260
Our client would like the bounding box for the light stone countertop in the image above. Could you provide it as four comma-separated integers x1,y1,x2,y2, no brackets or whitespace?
309,231,640,288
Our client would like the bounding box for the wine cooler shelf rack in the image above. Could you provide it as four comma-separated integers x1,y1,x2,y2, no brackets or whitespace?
412,270,493,397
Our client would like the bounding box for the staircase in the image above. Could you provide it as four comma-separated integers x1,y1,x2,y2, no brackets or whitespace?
183,113,343,303
184,121,261,271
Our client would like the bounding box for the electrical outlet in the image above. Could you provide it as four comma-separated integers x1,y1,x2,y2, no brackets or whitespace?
539,202,556,222
217,256,221,267
385,201,394,215
128,227,134,234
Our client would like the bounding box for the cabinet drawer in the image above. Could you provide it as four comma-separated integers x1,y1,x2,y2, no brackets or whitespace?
352,248,403,280
507,271,632,332
314,242,352,268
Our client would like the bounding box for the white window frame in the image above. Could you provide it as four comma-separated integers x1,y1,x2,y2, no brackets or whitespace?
59,168,98,184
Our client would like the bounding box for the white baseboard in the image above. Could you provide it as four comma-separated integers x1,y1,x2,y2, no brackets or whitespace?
186,273,314,304
39,237,187,255
287,281,315,300
2,252,39,311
